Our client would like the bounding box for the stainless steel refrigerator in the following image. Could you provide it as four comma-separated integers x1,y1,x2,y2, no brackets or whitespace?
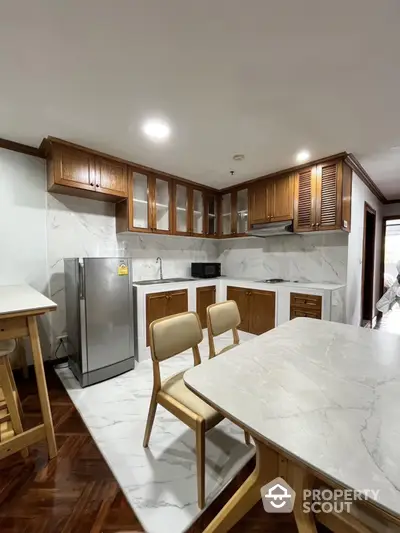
64,257,137,387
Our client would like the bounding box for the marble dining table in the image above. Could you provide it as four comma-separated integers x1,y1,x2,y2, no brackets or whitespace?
184,317,400,533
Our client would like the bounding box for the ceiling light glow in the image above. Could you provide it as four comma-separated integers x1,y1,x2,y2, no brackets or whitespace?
296,150,310,163
142,119,171,141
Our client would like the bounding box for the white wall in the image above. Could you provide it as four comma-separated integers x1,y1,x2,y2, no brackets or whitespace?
346,173,383,326
0,148,51,358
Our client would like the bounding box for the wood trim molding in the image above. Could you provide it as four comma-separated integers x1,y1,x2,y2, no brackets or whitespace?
345,153,387,203
0,138,44,159
43,136,219,192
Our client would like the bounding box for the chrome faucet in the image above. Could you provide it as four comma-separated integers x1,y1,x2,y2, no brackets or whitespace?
156,257,163,280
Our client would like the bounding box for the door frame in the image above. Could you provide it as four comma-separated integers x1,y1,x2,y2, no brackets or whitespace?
379,215,400,311
361,202,377,325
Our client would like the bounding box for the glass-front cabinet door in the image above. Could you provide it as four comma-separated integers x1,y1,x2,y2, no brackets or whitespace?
153,177,171,233
131,172,151,231
175,183,189,235
221,193,232,236
192,188,204,236
205,194,218,237
236,188,248,235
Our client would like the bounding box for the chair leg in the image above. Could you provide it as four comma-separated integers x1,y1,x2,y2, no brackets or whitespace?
196,419,206,509
0,358,28,458
244,431,251,445
143,390,158,448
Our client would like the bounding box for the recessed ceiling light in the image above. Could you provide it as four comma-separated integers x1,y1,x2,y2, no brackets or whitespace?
142,119,171,142
296,150,310,163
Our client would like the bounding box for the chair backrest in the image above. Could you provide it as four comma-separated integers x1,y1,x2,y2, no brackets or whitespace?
207,300,240,337
149,311,203,362
207,300,240,358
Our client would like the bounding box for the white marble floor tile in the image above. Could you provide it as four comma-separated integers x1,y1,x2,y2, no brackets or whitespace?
56,332,255,533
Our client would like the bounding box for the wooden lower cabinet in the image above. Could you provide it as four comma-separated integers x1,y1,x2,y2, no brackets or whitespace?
249,289,276,335
290,292,322,320
146,289,188,346
227,286,275,335
196,286,216,328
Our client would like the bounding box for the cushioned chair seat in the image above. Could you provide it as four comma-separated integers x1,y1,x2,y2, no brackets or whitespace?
0,340,16,358
162,371,223,429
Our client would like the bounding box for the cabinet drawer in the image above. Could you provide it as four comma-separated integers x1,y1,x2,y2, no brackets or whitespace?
290,292,322,310
290,308,321,320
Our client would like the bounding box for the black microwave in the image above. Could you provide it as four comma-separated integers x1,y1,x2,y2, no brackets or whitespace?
191,262,221,279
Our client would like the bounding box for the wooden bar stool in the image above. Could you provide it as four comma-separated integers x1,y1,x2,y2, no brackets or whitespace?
0,340,28,458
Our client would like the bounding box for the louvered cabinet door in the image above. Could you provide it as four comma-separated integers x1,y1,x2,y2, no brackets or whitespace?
316,162,341,230
293,166,317,232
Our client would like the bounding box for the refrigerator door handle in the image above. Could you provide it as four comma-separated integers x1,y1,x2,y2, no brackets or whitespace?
79,262,85,300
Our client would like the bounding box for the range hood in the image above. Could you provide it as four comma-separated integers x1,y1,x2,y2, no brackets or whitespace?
247,220,294,237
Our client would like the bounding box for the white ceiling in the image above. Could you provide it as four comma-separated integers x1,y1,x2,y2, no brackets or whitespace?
1,0,400,196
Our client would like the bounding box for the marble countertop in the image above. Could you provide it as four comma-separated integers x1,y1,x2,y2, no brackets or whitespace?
184,318,400,518
0,284,57,316
132,277,345,291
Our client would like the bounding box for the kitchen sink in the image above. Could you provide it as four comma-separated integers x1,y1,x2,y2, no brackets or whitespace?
134,277,195,285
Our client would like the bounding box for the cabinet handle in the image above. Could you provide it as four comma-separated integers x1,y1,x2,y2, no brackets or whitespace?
90,182,94,186
316,222,320,227
312,223,315,227
96,184,99,188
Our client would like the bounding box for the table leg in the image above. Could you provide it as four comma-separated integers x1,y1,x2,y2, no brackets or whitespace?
27,316,57,459
203,439,279,533
288,462,318,533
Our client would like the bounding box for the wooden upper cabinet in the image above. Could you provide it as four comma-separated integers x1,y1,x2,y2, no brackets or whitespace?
152,176,171,233
95,157,128,197
46,141,128,201
192,188,205,236
294,166,316,232
269,174,294,222
249,174,293,226
294,160,351,233
173,182,190,236
172,182,206,236
220,188,248,237
205,193,218,237
316,161,340,231
51,145,96,192
249,181,268,225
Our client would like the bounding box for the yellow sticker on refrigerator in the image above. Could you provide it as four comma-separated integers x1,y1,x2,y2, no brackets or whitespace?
118,261,128,276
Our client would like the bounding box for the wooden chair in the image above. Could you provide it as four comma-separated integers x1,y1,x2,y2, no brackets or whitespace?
143,311,227,509
207,300,241,359
0,340,28,458
207,301,251,446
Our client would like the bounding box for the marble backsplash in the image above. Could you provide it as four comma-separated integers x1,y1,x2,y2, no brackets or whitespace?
47,194,218,344
218,232,348,284
47,194,348,350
